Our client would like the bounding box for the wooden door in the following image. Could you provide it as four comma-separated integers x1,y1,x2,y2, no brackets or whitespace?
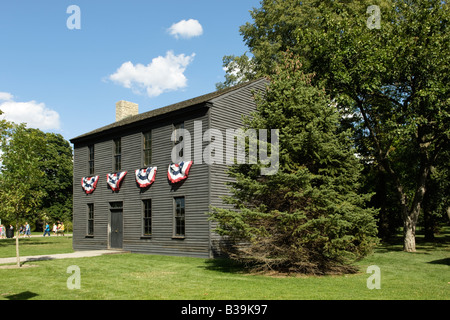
110,206,123,249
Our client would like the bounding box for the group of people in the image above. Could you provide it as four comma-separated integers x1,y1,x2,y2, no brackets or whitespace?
0,223,31,238
0,221,65,238
0,224,13,239
43,221,65,236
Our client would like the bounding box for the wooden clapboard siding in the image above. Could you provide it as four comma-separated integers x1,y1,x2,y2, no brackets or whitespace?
71,79,267,258
208,79,268,255
73,107,212,257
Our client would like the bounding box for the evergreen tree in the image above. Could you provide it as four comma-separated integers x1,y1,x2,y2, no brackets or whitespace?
209,53,378,274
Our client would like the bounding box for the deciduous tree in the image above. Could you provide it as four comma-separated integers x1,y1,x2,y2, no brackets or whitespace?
0,124,46,267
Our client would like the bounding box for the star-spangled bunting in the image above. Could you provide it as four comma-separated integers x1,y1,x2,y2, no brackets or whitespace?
81,176,99,194
107,171,127,191
167,161,193,184
135,167,157,188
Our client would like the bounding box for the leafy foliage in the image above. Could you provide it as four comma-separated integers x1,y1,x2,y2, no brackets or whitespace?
220,0,449,251
0,126,73,228
209,53,378,274
33,130,73,224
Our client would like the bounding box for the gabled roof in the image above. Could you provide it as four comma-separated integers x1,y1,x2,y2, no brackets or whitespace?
70,78,267,144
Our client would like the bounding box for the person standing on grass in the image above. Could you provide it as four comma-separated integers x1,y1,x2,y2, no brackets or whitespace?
43,223,51,237
0,225,4,239
56,221,61,236
52,223,57,235
25,222,31,238
60,222,65,236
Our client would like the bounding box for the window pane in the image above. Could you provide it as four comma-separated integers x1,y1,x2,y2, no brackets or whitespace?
114,155,121,171
88,204,94,236
113,139,122,171
89,145,94,160
114,139,121,154
144,131,151,149
143,131,152,166
144,150,151,167
88,145,95,175
173,123,184,143
143,200,151,236
174,197,185,236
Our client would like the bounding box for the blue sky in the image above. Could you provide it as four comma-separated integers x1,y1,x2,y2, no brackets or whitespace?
0,0,260,142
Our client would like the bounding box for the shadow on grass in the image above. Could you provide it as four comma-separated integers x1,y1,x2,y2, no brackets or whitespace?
202,258,248,274
427,257,450,266
5,291,39,300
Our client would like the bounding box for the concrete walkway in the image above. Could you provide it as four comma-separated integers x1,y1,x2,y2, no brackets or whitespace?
0,250,127,265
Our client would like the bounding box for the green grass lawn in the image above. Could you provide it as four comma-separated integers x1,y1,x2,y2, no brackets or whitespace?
0,234,73,258
0,232,448,300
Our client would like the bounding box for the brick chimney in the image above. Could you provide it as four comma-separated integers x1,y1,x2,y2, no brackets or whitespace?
116,100,138,122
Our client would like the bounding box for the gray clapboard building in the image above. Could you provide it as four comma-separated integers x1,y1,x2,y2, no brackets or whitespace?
70,79,267,258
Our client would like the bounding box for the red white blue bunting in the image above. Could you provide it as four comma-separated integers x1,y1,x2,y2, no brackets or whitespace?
167,161,193,184
107,171,127,191
81,176,99,194
135,167,157,188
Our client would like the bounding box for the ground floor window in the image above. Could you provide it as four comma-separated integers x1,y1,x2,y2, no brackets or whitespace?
143,199,152,236
87,203,94,236
174,196,185,237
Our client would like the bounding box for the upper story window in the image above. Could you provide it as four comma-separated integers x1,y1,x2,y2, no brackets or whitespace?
88,145,95,175
173,122,184,158
113,138,122,171
143,131,152,167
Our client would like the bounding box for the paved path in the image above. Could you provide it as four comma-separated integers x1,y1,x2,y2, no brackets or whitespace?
0,250,127,265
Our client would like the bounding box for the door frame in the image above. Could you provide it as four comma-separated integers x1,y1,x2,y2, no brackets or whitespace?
109,202,123,249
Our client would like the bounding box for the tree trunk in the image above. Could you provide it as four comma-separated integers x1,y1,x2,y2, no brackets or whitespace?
402,164,430,252
15,220,20,267
403,215,417,252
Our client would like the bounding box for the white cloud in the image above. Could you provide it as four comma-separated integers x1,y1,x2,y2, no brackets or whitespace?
168,19,203,39
0,92,13,101
0,93,60,130
108,51,196,97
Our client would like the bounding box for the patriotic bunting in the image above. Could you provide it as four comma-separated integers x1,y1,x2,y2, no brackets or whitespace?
81,176,99,194
167,161,193,184
135,167,157,188
83,162,193,192
107,171,127,191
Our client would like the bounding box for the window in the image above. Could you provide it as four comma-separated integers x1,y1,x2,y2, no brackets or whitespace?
173,122,184,158
174,197,185,237
113,138,122,171
143,131,152,167
87,204,94,236
143,199,152,236
88,145,95,175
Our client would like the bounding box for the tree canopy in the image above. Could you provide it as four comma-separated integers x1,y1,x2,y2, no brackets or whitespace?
219,0,449,252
